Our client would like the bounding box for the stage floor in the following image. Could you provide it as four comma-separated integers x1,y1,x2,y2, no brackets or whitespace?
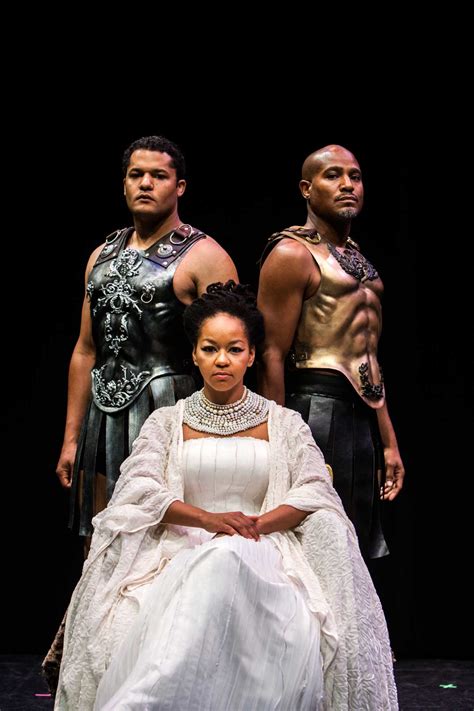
0,655,473,709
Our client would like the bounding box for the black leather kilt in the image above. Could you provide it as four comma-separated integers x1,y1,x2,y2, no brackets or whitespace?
286,370,388,559
69,373,197,536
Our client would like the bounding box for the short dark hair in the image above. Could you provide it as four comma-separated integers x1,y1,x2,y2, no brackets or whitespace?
122,135,186,180
183,281,265,353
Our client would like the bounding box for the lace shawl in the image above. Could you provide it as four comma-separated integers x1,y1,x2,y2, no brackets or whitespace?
55,400,397,710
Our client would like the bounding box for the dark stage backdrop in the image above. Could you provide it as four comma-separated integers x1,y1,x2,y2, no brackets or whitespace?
3,112,471,660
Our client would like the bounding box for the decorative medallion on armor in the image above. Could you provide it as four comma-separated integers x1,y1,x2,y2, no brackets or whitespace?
358,363,384,401
104,313,129,357
157,243,173,257
326,242,378,282
140,282,156,304
94,249,144,318
100,243,115,257
92,364,151,408
291,227,324,244
88,225,206,412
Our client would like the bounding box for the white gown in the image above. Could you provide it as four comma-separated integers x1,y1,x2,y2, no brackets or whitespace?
94,437,324,710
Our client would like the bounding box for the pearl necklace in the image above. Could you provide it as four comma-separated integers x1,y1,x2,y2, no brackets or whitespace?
183,387,269,435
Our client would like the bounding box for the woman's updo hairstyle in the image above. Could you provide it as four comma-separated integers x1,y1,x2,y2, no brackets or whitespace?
183,280,265,353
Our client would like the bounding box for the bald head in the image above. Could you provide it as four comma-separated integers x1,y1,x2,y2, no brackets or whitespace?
302,145,359,181
299,144,364,223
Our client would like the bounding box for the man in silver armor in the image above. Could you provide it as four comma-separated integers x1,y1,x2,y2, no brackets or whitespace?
257,144,404,559
55,135,238,537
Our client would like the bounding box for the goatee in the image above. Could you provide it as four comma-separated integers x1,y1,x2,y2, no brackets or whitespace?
337,207,359,220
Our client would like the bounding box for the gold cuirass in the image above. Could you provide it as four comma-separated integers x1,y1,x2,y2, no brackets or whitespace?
284,232,385,408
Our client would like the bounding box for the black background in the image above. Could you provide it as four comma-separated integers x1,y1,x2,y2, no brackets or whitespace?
3,87,471,661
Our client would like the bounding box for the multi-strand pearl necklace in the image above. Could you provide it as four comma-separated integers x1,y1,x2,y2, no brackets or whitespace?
183,387,269,436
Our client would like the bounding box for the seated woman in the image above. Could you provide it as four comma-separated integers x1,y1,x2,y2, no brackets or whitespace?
54,282,398,710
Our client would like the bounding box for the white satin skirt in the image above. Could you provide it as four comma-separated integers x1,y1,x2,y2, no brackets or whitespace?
94,533,323,710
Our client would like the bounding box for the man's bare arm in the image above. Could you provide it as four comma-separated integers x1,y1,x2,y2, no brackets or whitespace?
257,240,318,404
55,246,102,488
377,402,405,501
174,237,238,305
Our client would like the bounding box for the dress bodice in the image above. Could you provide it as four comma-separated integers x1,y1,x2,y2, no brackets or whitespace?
182,437,270,515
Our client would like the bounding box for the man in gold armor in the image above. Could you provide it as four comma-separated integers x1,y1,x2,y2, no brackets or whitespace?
258,145,404,559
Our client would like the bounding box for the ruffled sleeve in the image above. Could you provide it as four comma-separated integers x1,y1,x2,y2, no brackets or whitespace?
90,406,182,543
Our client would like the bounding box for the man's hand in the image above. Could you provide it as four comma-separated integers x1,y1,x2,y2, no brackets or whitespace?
55,443,77,489
381,446,405,501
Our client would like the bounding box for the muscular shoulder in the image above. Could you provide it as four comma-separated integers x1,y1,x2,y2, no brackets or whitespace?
184,234,231,261
259,237,315,293
263,237,314,272
176,233,238,300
